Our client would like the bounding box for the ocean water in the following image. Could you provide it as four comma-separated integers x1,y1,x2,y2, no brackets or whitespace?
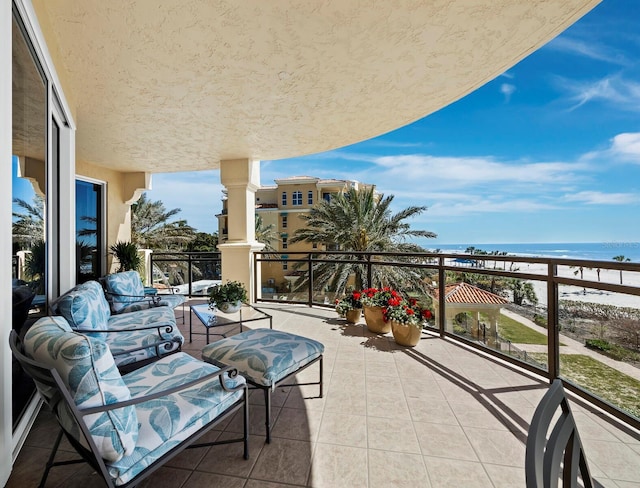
429,242,640,263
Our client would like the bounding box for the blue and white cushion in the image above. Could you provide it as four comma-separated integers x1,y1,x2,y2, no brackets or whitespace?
107,353,246,486
53,280,111,332
201,328,325,389
103,271,147,313
23,316,138,462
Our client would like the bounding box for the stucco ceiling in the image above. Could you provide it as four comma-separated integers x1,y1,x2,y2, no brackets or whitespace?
38,0,599,173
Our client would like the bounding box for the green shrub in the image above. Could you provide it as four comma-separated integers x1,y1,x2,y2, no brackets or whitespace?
585,339,611,351
533,314,547,327
453,325,467,335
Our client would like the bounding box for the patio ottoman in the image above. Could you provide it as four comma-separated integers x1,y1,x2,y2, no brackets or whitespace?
201,328,324,442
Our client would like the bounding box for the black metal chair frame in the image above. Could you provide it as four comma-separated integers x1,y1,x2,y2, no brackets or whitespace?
9,330,249,488
525,379,594,488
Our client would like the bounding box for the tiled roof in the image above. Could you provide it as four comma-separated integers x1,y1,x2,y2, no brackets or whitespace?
430,282,508,305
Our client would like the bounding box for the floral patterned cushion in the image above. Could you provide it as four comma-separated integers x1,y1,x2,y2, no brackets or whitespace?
23,315,138,462
107,353,246,486
103,271,147,313
201,328,325,389
52,280,111,331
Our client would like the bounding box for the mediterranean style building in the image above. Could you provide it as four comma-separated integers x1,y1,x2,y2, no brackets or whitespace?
217,176,376,294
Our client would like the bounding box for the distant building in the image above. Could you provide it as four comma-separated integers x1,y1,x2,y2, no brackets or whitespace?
217,176,376,293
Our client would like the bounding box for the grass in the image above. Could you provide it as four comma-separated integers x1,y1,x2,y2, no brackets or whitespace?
529,353,640,419
492,313,548,345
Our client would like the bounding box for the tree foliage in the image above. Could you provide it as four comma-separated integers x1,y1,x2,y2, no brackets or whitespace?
131,193,196,250
12,195,44,250
289,187,436,294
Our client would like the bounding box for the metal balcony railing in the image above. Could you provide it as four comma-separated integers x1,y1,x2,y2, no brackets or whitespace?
254,250,640,430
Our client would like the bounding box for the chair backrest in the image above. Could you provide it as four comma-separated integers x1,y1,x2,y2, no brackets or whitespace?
103,271,146,313
13,316,139,462
525,379,594,488
51,280,112,331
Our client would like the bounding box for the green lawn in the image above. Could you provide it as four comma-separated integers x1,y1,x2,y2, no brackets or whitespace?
490,313,548,345
529,353,640,419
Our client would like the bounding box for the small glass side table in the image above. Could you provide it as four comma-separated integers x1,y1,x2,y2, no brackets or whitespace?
189,302,273,344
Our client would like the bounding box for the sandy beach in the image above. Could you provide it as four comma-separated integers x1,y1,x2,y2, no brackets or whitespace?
445,258,640,309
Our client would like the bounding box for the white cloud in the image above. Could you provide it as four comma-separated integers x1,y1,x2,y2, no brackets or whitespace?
556,75,640,111
581,132,640,165
546,37,628,66
500,83,516,102
373,154,588,188
563,191,639,205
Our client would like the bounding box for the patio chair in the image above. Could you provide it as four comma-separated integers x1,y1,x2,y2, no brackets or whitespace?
9,316,249,488
52,280,184,371
525,379,594,488
102,271,186,323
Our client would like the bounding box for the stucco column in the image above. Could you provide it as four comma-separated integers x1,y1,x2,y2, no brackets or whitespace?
218,159,264,301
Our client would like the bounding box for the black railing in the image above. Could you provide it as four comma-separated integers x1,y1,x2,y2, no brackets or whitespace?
149,252,221,297
254,250,640,429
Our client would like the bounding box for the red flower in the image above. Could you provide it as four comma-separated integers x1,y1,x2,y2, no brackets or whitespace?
422,310,433,320
406,308,415,315
353,291,361,300
409,298,417,306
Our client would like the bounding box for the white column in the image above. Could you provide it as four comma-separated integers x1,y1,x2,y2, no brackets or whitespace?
218,159,264,302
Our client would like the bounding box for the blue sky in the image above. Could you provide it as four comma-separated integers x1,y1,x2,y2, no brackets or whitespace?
151,0,640,247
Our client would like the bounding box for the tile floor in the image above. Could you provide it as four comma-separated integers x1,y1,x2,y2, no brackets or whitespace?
8,302,640,487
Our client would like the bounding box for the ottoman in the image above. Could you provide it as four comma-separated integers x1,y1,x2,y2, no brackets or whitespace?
202,328,324,442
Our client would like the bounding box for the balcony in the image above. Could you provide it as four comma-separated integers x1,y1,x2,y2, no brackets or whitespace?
8,300,640,487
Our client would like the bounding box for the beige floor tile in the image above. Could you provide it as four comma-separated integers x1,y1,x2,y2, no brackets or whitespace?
449,400,512,431
181,471,246,488
271,407,321,442
582,439,640,482
424,456,493,488
250,438,314,485
413,421,479,461
367,416,421,454
195,433,263,477
463,427,525,467
482,463,526,488
308,443,368,488
406,398,458,425
317,411,368,448
368,449,431,488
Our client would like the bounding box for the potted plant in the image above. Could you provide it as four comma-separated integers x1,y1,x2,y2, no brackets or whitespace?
109,241,142,272
208,280,248,313
359,287,400,334
385,296,433,346
335,290,363,324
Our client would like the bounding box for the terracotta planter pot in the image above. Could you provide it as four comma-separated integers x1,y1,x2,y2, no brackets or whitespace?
391,320,422,346
345,308,362,324
363,306,391,334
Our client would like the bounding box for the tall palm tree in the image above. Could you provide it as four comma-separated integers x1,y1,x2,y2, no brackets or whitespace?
131,193,196,250
290,187,436,294
612,255,631,284
255,214,280,254
12,195,44,249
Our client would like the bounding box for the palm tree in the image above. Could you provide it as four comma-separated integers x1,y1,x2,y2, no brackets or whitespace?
290,187,436,294
255,214,280,254
612,255,631,284
131,193,196,250
12,195,44,249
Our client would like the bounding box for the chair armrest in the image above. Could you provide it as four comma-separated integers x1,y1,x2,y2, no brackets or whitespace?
110,338,180,359
104,291,162,306
79,364,245,415
73,323,176,335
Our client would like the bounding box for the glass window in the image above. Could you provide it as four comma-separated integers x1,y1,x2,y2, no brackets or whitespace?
308,190,313,205
76,180,104,283
292,191,302,206
281,192,287,206
282,215,287,228
323,192,331,202
11,10,47,430
282,236,288,250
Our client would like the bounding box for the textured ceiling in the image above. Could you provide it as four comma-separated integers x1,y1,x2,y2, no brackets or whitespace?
38,0,599,173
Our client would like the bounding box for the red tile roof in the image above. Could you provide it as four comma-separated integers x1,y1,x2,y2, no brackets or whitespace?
430,282,508,305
